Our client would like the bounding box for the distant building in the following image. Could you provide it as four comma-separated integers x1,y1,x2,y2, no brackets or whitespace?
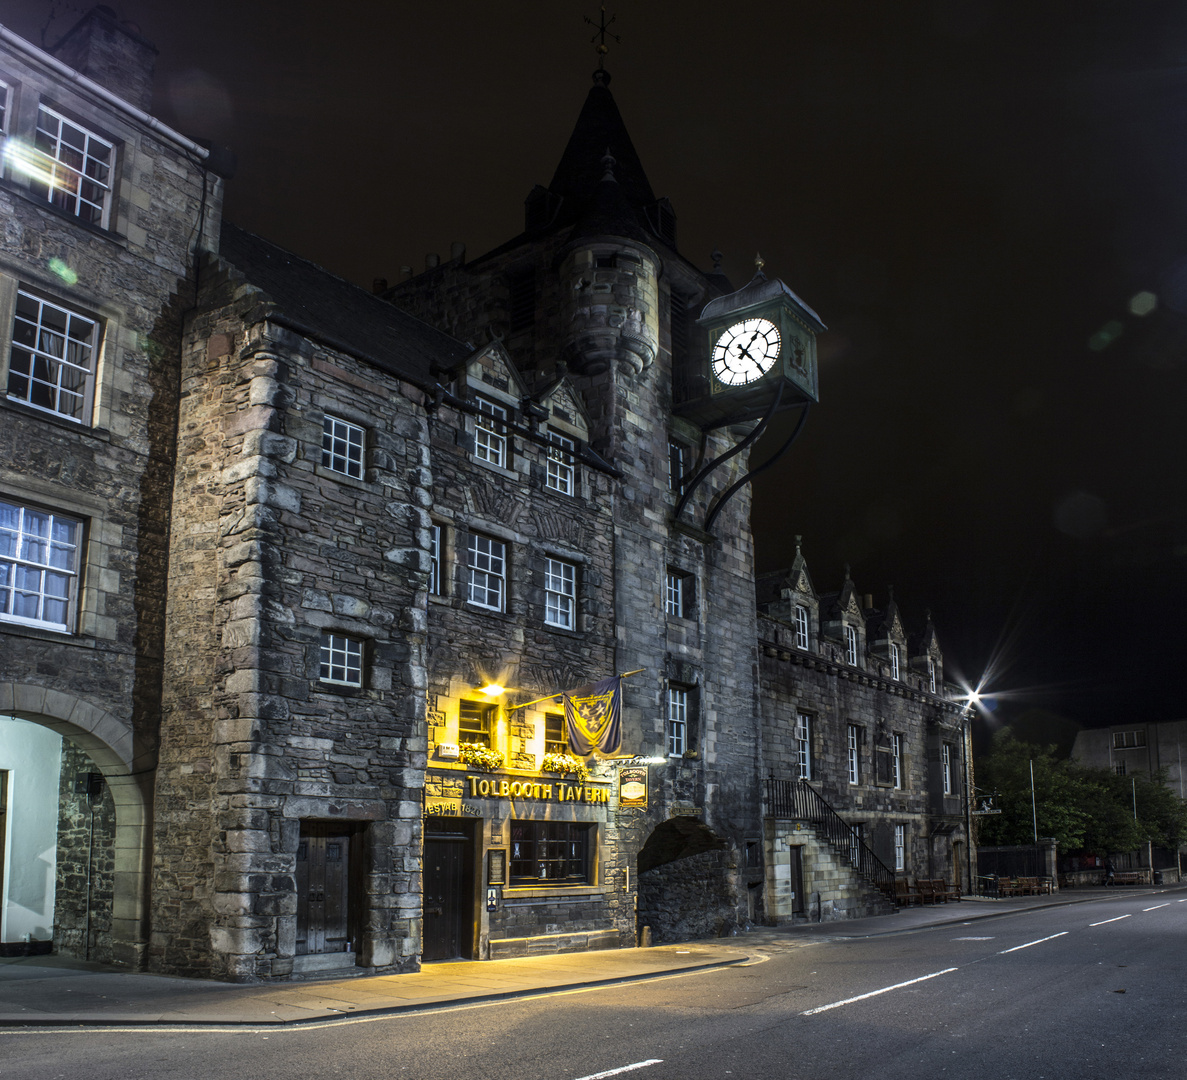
0,10,973,977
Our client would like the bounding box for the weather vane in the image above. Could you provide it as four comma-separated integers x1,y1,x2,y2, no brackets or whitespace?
585,5,620,69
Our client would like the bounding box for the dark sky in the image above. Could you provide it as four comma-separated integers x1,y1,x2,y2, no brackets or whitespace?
8,1,1187,734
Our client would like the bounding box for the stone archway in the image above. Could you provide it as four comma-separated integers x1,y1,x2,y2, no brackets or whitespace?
636,818,736,943
0,683,153,969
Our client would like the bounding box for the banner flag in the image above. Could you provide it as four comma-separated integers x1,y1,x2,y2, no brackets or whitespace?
563,675,622,757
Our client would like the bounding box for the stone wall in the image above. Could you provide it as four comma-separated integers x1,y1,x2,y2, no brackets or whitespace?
54,740,116,962
154,259,430,978
759,612,970,884
638,849,738,943
0,26,223,968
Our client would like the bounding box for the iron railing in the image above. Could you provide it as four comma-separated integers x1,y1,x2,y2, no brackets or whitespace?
763,778,897,901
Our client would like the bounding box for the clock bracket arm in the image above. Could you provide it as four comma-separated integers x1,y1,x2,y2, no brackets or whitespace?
704,400,810,533
672,380,785,523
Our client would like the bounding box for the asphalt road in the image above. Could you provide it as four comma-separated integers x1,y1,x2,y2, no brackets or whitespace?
3,893,1185,1080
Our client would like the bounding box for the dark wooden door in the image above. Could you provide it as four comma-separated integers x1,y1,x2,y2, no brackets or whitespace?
296,823,354,955
789,845,806,914
423,834,471,961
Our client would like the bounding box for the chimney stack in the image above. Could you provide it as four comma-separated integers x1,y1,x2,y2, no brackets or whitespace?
49,6,158,112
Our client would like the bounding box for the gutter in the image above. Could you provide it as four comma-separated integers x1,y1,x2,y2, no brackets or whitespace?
0,22,209,160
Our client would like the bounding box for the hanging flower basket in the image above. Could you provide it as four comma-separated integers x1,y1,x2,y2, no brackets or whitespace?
459,743,504,772
542,753,590,782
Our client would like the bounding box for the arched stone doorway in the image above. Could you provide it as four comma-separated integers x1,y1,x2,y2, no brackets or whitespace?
0,684,153,968
636,818,737,944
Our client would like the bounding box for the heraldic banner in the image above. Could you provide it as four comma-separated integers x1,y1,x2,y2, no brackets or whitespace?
563,676,622,757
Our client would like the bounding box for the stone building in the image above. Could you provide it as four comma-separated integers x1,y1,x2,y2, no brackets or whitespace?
0,11,973,977
0,8,224,964
757,547,972,921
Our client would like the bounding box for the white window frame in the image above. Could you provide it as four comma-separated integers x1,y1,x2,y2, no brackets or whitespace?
668,439,688,494
795,712,812,781
321,415,365,479
894,824,906,872
849,822,863,867
928,658,937,694
428,524,442,596
942,742,953,795
30,103,114,227
545,430,575,495
667,686,688,757
892,733,903,790
845,624,858,666
319,632,363,687
466,533,505,611
794,604,809,650
474,396,508,468
0,80,10,135
544,556,576,630
665,569,687,618
847,724,861,785
0,497,82,631
1112,730,1145,749
8,289,99,423
889,642,900,680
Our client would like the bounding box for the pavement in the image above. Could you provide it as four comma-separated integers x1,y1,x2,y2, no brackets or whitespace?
0,883,1178,1028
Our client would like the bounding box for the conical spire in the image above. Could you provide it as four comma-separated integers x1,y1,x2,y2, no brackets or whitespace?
549,72,657,211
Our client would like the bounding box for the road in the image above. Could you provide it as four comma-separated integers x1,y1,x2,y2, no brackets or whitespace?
3,892,1185,1080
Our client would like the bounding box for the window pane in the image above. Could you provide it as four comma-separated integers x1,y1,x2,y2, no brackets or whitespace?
0,500,81,631
319,633,363,686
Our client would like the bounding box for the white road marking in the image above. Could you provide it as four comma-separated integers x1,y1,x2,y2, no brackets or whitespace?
998,932,1068,954
953,936,994,940
1143,903,1170,911
801,967,958,1015
1089,915,1131,926
572,1061,663,1080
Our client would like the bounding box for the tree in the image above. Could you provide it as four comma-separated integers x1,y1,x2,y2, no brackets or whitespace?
975,731,1187,856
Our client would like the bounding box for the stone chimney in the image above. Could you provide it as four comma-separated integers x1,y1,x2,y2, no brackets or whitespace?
50,6,158,112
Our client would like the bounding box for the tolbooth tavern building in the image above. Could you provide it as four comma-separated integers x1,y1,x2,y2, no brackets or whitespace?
0,9,974,978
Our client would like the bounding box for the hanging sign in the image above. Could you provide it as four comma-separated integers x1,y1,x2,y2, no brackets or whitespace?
619,766,648,808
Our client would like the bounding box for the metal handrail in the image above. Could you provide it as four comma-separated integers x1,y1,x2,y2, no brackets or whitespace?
763,778,897,899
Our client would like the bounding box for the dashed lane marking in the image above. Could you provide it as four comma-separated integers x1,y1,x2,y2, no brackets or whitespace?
801,968,959,1016
572,1061,664,1080
1089,915,1132,927
998,932,1068,954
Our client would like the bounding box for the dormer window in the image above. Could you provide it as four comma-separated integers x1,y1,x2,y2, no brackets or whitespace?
794,605,809,650
845,624,858,666
546,430,575,495
928,658,937,694
889,642,901,680
474,396,508,468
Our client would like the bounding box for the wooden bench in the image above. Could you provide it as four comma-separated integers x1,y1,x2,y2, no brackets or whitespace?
1110,870,1148,886
894,879,922,906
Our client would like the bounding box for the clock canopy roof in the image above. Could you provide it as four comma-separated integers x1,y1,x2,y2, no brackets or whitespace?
701,269,826,333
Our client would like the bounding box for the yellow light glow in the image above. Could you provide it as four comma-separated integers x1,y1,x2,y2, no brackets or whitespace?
479,683,505,697
4,140,58,188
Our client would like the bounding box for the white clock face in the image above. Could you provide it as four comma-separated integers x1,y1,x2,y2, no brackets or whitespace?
711,318,781,386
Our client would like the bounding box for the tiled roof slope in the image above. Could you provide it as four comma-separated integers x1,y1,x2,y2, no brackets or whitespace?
219,222,469,386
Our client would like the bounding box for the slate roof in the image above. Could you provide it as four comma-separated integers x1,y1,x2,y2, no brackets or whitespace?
219,222,470,387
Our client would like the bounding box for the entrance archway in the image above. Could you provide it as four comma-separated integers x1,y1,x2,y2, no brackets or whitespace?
637,818,734,943
0,684,153,968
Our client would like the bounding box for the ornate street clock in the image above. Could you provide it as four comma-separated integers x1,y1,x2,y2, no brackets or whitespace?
675,260,824,429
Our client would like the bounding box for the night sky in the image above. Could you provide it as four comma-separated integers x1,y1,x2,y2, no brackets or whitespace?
8,1,1187,738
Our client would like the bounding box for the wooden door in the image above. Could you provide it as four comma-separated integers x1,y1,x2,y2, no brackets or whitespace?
789,845,806,914
296,823,355,955
423,832,472,961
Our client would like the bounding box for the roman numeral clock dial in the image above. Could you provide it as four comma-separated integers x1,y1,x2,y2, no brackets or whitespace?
711,317,781,386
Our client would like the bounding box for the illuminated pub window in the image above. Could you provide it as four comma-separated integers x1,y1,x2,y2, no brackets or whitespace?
544,713,567,756
510,820,592,884
459,700,495,748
